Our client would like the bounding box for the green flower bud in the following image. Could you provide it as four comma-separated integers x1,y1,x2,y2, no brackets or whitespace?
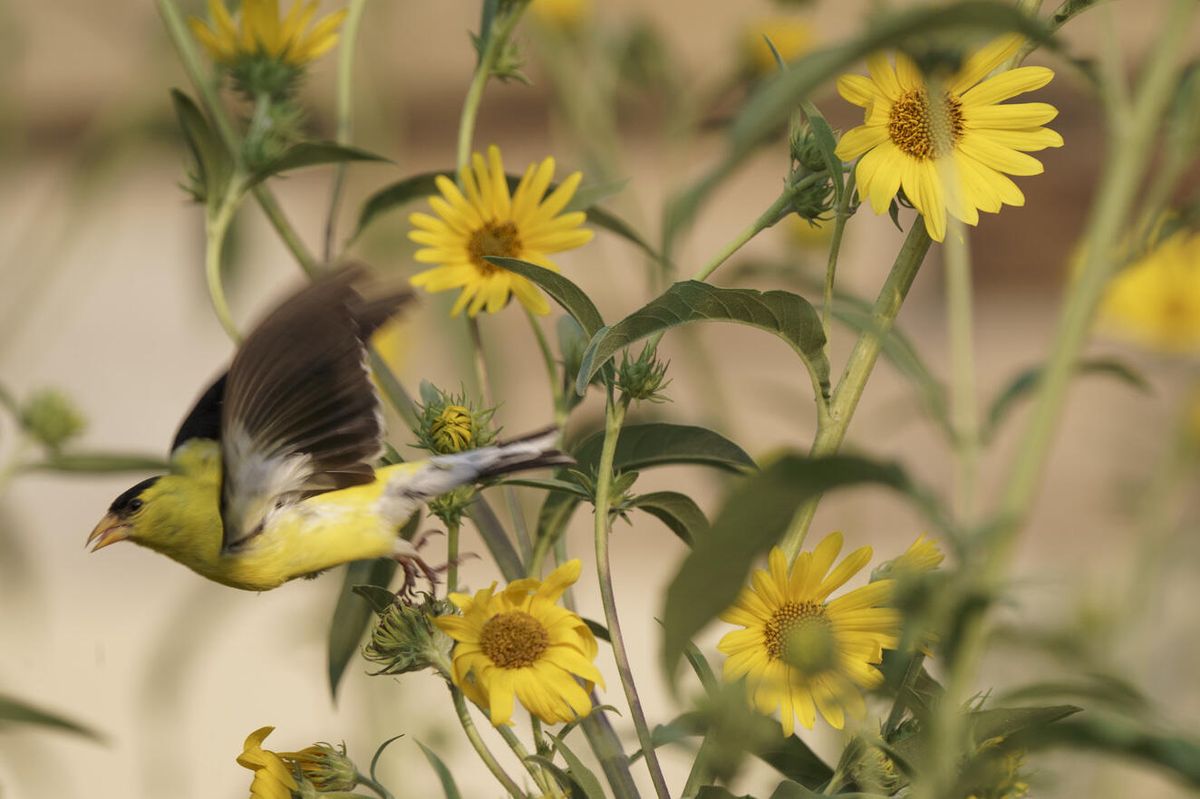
364,593,455,676
789,121,829,174
616,345,671,404
427,485,477,527
414,382,497,455
281,742,358,793
230,55,304,103
20,389,86,452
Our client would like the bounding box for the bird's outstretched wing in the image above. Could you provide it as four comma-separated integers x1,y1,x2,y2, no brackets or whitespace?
218,269,412,551
172,373,227,452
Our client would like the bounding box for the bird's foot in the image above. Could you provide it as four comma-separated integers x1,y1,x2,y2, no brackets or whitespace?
392,537,441,601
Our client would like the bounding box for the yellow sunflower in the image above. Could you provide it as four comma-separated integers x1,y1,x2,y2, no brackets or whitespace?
237,726,298,799
1098,228,1200,353
190,0,347,67
834,35,1063,242
742,18,814,76
408,145,594,317
434,559,604,726
718,534,899,733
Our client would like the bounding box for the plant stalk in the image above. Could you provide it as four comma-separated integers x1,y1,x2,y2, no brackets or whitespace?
324,0,370,262
449,686,525,799
944,219,979,522
821,170,857,344
205,179,246,342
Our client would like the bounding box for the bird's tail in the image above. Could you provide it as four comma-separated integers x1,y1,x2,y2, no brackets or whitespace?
380,428,572,519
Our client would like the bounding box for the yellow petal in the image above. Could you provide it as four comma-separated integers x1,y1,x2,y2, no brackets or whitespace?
835,124,888,161
949,34,1024,94
961,65,1054,106
963,102,1059,129
817,545,872,599
958,134,1045,176
866,52,902,100
836,73,882,108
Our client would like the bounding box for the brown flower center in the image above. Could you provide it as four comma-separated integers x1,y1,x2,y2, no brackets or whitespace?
480,611,549,669
468,221,522,273
763,601,827,660
887,89,964,160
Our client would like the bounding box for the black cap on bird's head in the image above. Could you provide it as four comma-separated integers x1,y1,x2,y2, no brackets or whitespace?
87,476,161,551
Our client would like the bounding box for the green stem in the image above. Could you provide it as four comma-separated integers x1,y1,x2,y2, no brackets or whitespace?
205,178,246,342
526,308,567,427
821,170,857,344
692,187,796,283
779,222,933,559
681,738,716,797
456,8,525,175
496,724,555,796
449,686,525,799
594,395,672,799
157,0,320,276
944,219,979,522
446,518,461,593
355,772,395,799
324,0,370,262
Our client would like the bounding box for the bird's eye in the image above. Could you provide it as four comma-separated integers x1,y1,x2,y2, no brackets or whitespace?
129,498,143,512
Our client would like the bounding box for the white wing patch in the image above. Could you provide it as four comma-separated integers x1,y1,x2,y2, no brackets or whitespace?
222,422,314,547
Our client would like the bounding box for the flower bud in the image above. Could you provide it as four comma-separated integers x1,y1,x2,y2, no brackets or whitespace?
20,389,86,452
616,345,671,404
364,593,455,676
281,742,357,793
414,382,497,455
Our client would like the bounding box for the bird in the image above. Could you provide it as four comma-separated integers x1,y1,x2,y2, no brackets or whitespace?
87,268,569,594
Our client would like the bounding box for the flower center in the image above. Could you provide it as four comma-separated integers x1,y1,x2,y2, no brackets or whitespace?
763,601,827,660
480,611,549,669
887,89,964,160
468,221,523,273
431,405,473,453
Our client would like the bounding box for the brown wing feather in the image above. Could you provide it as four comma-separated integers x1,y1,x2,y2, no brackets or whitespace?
219,268,412,549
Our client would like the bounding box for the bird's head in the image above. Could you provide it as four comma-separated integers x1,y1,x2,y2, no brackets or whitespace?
88,476,166,552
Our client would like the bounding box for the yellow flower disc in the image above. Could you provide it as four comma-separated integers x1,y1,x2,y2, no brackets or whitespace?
408,145,594,317
435,559,604,725
834,35,1063,242
718,534,900,733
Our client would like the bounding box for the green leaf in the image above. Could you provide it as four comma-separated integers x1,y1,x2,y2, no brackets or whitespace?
352,584,399,614
984,357,1151,442
486,257,605,336
769,783,885,799
576,281,829,403
327,557,398,698
247,141,388,188
758,733,836,790
170,89,231,208
1023,714,1200,788
696,788,755,799
527,756,590,799
22,453,171,474
497,476,592,497
0,695,103,741
535,489,582,548
662,454,934,676
630,491,709,545
467,497,525,581
583,618,612,643
890,704,1081,766
585,205,665,264
573,422,755,474
565,178,630,213
554,737,609,799
417,741,463,799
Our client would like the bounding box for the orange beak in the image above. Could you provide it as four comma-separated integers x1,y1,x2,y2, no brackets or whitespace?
87,513,131,551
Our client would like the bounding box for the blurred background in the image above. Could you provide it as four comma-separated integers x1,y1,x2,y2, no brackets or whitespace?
1,0,1198,797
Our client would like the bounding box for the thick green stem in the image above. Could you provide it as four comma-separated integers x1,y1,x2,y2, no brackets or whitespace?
944,220,979,522
456,9,525,174
779,222,933,559
495,724,555,796
324,0,370,261
821,170,857,344
449,686,525,799
205,180,245,342
594,396,672,799
446,518,461,594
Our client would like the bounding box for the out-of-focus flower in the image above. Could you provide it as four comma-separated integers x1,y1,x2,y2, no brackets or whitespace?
190,0,346,68
742,18,813,75
788,215,833,248
1098,228,1200,353
435,559,603,725
20,388,86,451
279,742,357,792
409,145,593,317
529,0,591,29
873,533,945,580
236,726,299,799
835,35,1062,242
718,535,900,733
965,747,1031,799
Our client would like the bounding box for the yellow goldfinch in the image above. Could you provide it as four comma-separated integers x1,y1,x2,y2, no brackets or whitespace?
87,269,568,592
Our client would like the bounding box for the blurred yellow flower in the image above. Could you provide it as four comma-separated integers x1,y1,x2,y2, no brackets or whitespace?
409,145,593,317
743,18,813,75
718,535,900,733
892,534,945,574
435,559,604,725
788,215,833,249
236,726,298,799
530,0,591,28
835,35,1062,242
190,0,347,67
1098,229,1200,353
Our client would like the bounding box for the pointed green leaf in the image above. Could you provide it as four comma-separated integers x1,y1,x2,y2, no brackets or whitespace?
486,257,605,336
573,422,755,474
662,454,936,675
891,704,1081,766
170,89,231,208
576,281,829,403
497,476,592,497
22,453,171,474
248,141,389,188
468,497,525,581
417,741,463,799
800,101,844,203
585,205,665,263
554,737,609,799
565,178,629,213
984,357,1150,442
328,557,398,698
0,695,103,742
1021,714,1200,787
630,491,709,545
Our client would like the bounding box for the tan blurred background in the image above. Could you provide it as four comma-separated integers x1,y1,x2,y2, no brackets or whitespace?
1,1,1198,797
